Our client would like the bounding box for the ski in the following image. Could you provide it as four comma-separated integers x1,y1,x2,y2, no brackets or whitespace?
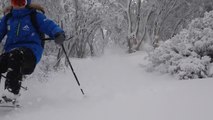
0,104,20,108
0,97,21,109
0,102,21,109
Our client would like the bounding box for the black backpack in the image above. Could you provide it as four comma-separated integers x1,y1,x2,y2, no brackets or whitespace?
5,8,46,48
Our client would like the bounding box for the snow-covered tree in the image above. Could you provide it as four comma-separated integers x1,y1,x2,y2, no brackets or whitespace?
55,0,104,59
148,10,213,80
140,0,213,48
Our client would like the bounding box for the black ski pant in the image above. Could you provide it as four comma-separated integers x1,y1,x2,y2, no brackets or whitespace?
0,47,36,95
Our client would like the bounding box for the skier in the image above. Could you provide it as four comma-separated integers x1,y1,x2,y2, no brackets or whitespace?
0,0,65,103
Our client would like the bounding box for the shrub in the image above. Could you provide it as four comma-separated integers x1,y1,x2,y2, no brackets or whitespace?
148,11,213,79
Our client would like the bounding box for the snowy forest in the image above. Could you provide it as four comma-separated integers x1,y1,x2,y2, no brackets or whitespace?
1,0,213,120
0,0,213,79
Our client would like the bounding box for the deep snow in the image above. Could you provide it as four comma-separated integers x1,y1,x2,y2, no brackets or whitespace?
0,49,213,120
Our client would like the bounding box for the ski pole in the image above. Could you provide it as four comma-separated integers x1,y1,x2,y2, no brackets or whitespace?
61,44,85,95
42,37,85,95
43,36,73,41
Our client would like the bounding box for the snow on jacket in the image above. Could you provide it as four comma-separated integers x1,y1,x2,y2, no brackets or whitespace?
0,8,64,63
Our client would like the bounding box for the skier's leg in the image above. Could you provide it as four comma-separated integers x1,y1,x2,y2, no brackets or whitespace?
0,48,36,103
1,70,22,104
4,49,23,95
0,53,9,74
19,48,36,75
0,49,23,103
5,70,22,95
0,53,9,83
4,47,36,95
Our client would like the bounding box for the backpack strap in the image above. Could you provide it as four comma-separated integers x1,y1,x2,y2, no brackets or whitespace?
4,6,13,26
5,12,12,24
29,10,46,48
5,12,12,33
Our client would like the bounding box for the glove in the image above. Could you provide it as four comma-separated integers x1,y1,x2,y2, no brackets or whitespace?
55,32,66,45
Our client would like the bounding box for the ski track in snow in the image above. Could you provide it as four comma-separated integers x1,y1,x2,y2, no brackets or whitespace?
1,50,213,120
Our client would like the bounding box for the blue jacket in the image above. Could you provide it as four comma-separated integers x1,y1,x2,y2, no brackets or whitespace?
0,8,64,63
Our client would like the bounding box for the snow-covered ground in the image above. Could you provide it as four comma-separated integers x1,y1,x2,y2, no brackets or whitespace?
1,48,213,120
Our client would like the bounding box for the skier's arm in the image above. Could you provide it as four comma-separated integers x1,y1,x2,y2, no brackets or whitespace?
36,12,64,38
0,16,7,42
